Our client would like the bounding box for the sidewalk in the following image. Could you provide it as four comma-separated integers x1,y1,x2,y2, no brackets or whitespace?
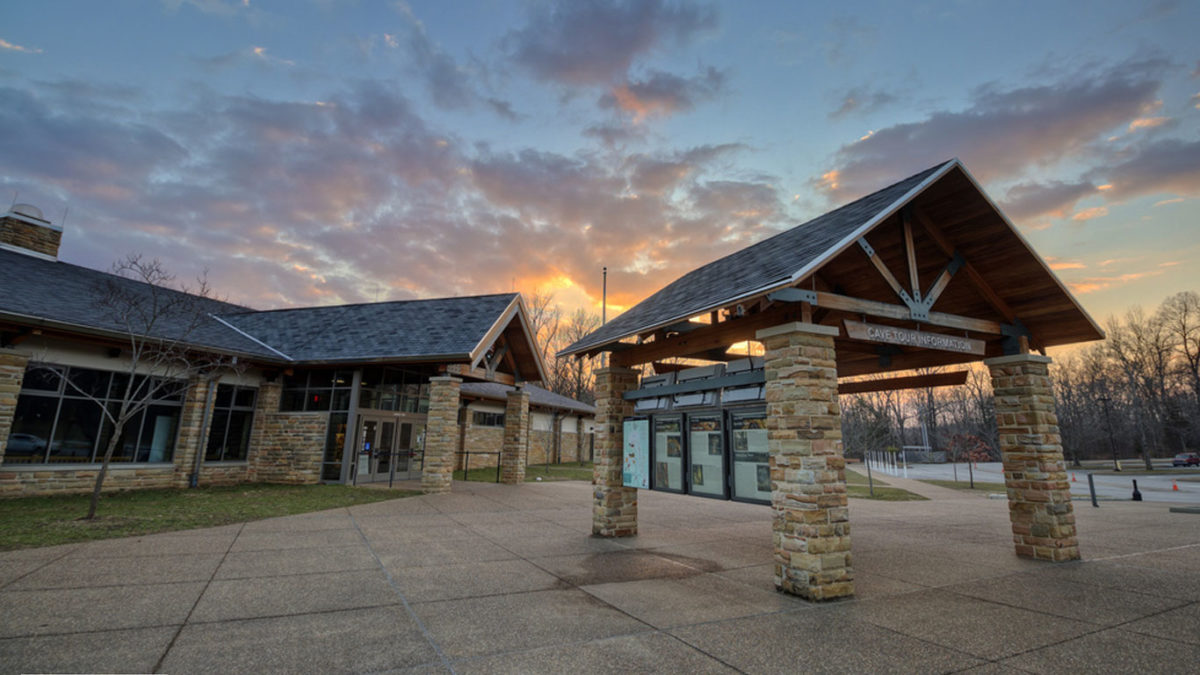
2,480,1197,673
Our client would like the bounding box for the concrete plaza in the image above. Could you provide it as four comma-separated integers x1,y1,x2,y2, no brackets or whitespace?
1,479,1198,673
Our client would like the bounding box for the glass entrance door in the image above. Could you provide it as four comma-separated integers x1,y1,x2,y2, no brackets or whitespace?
354,414,425,483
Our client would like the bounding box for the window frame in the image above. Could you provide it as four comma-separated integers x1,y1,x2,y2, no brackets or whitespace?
204,383,259,463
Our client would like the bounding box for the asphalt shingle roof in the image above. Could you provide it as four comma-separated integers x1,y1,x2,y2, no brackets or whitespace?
0,248,521,365
460,381,596,415
561,160,953,355
219,294,519,362
0,249,278,359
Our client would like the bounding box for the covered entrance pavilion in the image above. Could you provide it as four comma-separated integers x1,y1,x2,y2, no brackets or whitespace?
561,158,1105,601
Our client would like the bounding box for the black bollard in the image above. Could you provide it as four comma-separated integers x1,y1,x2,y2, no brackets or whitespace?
1087,473,1099,508
1132,479,1143,502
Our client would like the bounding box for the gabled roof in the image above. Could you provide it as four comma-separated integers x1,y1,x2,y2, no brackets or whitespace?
561,158,1103,360
561,161,952,356
460,381,595,415
0,249,546,380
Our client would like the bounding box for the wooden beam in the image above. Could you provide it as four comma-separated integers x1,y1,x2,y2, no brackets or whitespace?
838,370,969,395
903,211,920,302
858,237,916,308
611,303,801,368
912,209,1018,323
443,363,516,386
770,288,1002,335
836,348,989,378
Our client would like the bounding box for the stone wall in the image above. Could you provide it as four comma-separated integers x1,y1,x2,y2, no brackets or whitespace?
0,465,177,496
1,216,62,258
987,354,1079,562
758,322,853,601
248,411,327,484
0,351,30,463
462,424,503,468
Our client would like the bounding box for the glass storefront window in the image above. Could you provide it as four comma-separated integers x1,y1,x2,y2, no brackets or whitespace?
688,414,725,497
280,370,352,412
321,411,348,481
205,384,257,462
730,409,770,502
5,364,183,465
653,416,684,492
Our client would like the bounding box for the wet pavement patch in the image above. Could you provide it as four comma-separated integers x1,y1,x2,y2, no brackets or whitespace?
555,550,723,586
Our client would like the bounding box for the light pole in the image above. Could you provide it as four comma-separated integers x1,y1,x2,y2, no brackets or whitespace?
1098,384,1119,472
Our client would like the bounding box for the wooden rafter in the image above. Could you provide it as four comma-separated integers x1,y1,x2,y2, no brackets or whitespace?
912,209,1017,323
768,288,1002,335
610,303,801,368
903,210,921,303
838,370,968,395
443,363,516,385
857,236,916,308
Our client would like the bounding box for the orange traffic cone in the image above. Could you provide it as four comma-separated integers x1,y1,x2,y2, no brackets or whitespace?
1173,481,1179,492
1071,473,1077,482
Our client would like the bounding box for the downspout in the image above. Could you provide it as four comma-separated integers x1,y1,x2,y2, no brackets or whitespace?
189,375,220,488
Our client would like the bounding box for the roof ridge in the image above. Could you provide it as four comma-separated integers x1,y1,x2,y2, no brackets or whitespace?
218,291,520,318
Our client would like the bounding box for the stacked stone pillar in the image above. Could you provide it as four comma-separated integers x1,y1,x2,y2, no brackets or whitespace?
0,351,30,464
421,376,461,494
592,366,639,537
500,387,530,484
170,375,213,488
986,354,1079,561
757,322,853,601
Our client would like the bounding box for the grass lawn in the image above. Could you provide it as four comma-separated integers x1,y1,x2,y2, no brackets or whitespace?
845,468,926,501
454,461,594,483
919,478,1008,492
0,483,418,551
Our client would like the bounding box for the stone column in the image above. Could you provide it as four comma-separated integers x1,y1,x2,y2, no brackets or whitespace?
171,375,213,488
245,381,282,482
0,351,29,464
757,322,853,601
576,416,585,463
500,387,530,484
986,354,1079,562
421,376,461,494
592,366,639,536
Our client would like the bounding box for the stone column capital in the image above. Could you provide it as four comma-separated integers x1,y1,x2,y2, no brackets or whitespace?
983,353,1053,367
755,321,840,340
429,375,463,384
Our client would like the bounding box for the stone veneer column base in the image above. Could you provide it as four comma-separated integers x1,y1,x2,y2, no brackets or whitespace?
500,388,530,484
421,376,461,494
986,354,1080,562
757,322,853,601
592,366,639,537
0,351,30,465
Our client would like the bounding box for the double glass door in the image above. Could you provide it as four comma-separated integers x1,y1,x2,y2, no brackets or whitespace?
355,413,425,483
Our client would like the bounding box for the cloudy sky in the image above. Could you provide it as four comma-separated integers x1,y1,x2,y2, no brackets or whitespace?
1,1,1197,333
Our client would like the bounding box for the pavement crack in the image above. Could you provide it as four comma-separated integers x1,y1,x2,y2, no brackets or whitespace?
152,521,245,674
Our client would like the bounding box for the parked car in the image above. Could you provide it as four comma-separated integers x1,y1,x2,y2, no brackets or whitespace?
1172,452,1200,467
5,433,47,457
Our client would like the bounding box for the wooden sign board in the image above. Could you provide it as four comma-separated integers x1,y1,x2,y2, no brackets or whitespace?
844,320,986,356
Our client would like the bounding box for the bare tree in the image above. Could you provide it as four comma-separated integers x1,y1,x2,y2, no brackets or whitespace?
552,308,601,403
37,255,239,519
523,289,562,384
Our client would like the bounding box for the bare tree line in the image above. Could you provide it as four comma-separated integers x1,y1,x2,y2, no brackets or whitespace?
523,291,601,404
841,291,1200,468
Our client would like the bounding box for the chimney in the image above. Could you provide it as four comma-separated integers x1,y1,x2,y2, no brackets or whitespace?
0,204,62,260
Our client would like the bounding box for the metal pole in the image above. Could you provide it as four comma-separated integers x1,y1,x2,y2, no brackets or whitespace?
1087,473,1098,507
865,452,874,497
1099,391,1119,471
968,459,974,489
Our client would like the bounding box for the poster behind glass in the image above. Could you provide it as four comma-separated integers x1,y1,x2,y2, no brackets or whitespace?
688,414,724,497
622,419,650,489
730,410,770,502
653,416,683,491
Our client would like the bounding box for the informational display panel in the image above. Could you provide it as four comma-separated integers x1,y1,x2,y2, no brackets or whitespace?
653,416,684,491
688,414,725,496
730,410,770,501
622,419,650,489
